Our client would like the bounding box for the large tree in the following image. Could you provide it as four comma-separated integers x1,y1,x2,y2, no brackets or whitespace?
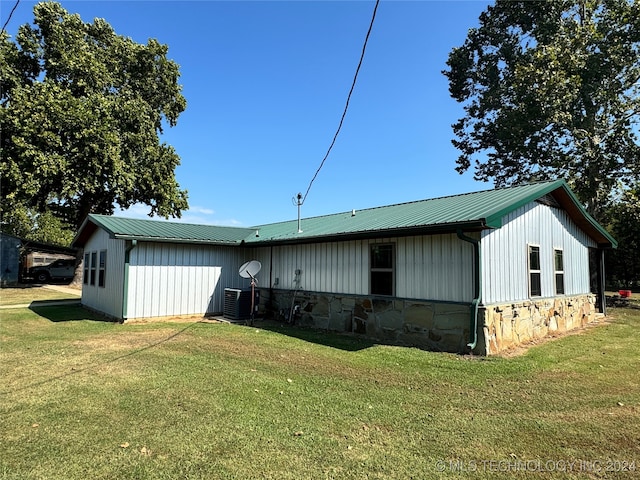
604,187,640,288
1,2,188,240
444,0,640,219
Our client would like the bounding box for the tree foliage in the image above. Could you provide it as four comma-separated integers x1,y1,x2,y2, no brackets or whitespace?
1,204,75,247
604,188,640,288
444,0,640,219
1,2,188,239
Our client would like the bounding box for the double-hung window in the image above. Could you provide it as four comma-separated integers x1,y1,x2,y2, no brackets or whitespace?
90,252,97,286
528,245,541,297
554,249,564,295
98,250,107,287
83,253,90,285
370,244,395,296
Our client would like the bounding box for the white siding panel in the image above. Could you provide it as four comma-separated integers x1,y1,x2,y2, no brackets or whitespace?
81,229,126,319
482,202,596,304
126,242,247,319
253,234,475,303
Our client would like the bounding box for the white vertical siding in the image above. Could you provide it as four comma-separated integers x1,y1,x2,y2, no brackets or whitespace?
126,242,248,318
81,228,126,319
253,233,475,303
482,201,596,304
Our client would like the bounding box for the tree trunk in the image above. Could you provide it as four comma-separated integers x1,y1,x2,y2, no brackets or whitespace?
70,248,84,287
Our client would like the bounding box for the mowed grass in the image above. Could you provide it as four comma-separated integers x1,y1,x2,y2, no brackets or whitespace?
1,291,639,479
0,285,80,306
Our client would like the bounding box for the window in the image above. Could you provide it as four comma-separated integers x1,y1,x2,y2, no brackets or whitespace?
370,244,394,296
98,250,107,287
90,251,97,286
528,245,541,297
554,249,564,295
83,253,90,285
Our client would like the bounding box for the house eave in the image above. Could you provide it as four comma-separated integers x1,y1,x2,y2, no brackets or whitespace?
247,221,488,246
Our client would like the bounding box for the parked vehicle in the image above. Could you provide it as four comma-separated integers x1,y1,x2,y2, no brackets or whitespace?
28,259,76,283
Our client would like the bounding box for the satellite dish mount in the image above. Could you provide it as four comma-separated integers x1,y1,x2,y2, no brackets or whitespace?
239,260,261,325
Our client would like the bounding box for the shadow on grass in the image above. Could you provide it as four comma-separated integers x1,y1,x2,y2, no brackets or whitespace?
29,303,108,322
2,311,203,395
255,319,376,352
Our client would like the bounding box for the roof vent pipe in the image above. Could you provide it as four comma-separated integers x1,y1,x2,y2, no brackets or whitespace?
352,209,356,216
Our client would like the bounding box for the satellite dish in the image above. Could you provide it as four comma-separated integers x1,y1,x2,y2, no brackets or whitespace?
239,260,261,279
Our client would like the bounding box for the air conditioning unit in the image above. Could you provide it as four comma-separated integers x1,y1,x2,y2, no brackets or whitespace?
223,288,259,321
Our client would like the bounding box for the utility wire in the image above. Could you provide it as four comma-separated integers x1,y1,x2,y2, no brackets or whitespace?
301,0,380,205
1,0,21,35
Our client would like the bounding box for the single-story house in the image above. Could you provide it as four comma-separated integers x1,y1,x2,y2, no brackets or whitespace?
72,179,616,355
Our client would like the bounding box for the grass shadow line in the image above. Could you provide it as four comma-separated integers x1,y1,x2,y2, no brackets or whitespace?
29,303,106,322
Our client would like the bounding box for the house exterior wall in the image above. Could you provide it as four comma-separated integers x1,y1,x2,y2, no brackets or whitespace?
253,233,475,302
481,201,596,305
126,242,249,319
81,228,126,319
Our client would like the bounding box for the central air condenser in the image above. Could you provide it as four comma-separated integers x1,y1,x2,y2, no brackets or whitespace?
223,288,259,321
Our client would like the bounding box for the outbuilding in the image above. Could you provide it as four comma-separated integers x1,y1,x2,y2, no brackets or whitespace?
0,232,22,285
72,179,616,355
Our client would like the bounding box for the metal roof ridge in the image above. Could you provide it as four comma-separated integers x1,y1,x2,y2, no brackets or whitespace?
250,180,562,229
88,213,253,232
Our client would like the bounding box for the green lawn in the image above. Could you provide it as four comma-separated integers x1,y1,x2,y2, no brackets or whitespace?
1,292,638,479
0,285,80,306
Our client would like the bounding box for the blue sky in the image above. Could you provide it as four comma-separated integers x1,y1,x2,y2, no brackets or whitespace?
3,0,493,227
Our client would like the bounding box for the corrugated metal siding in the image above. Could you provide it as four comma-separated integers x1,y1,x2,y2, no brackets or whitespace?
127,243,248,318
396,234,475,302
253,233,475,303
81,228,125,318
482,202,596,304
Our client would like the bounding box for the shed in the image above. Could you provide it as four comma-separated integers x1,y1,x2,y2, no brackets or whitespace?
1,232,22,285
73,180,616,355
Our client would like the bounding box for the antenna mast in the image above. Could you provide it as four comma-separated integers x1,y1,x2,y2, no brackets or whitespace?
293,192,303,233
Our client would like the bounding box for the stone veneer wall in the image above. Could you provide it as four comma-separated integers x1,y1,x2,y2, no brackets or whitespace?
262,289,472,353
479,294,597,355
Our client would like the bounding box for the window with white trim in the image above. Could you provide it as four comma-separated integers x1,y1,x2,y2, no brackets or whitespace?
90,251,97,286
83,253,90,285
370,244,395,296
554,249,564,295
98,250,107,287
528,245,541,297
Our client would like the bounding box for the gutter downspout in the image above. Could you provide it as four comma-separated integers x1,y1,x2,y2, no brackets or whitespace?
457,229,481,351
122,239,137,321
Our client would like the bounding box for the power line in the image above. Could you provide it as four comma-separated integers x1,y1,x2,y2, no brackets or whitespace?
1,0,21,35
301,0,380,205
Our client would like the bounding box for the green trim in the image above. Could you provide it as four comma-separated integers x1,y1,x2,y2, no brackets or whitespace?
457,229,482,352
122,239,137,321
484,179,565,227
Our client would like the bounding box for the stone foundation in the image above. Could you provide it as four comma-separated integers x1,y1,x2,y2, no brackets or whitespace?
479,294,597,355
260,290,598,356
262,289,471,353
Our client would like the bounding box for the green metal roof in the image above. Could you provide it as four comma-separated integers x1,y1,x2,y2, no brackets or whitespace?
74,214,254,246
248,180,616,247
73,180,617,248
